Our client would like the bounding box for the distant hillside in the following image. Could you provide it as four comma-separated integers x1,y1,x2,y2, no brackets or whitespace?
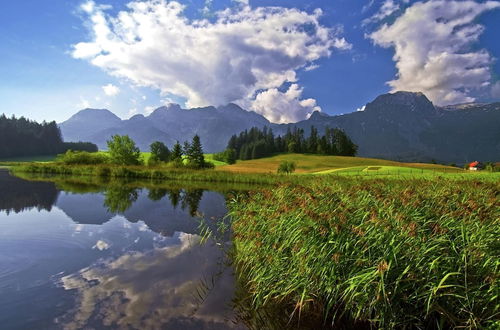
60,103,270,152
59,92,500,163
277,92,500,163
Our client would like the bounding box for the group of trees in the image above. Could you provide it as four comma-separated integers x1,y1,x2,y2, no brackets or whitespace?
0,114,97,158
57,134,212,169
148,135,213,169
221,126,358,161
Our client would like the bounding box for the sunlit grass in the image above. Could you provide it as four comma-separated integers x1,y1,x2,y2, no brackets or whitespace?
228,176,500,328
218,153,458,174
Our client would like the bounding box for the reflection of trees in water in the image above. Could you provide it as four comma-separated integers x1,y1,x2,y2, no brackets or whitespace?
167,189,181,209
103,185,204,217
147,188,168,201
0,170,59,214
181,190,204,217
104,187,139,213
148,188,204,217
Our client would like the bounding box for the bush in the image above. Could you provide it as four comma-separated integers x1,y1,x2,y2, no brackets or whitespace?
56,150,108,165
147,157,159,167
213,148,237,164
277,161,296,174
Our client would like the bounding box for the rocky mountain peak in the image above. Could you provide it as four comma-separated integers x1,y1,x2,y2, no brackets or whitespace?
365,91,436,116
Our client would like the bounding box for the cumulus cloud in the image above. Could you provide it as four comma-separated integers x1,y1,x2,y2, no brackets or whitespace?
249,84,321,123
73,0,350,122
59,234,237,329
369,0,500,105
102,83,120,96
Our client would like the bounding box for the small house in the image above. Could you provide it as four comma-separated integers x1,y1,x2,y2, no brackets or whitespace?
468,161,483,171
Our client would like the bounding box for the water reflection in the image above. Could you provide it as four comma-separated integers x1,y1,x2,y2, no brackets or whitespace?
0,170,58,214
58,234,239,330
0,170,244,329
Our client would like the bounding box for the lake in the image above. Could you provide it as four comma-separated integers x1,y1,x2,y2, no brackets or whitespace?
0,169,247,329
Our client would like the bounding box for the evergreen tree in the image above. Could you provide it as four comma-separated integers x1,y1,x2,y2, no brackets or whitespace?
224,125,357,161
0,114,96,158
307,126,318,153
170,141,183,165
186,135,206,168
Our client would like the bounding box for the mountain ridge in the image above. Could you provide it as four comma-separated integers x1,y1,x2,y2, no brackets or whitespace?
59,92,500,163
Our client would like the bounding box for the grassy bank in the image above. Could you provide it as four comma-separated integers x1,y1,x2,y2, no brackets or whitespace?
227,177,500,328
10,162,295,185
13,170,262,194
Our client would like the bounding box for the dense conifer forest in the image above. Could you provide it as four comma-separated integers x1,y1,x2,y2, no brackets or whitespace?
0,114,97,158
220,126,358,161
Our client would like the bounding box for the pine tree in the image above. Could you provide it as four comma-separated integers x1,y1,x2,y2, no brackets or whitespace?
170,141,183,165
186,135,206,168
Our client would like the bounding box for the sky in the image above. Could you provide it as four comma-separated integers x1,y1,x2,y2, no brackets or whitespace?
1,0,499,123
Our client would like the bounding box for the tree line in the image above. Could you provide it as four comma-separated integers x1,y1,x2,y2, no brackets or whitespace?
57,134,212,169
215,126,358,162
0,114,97,158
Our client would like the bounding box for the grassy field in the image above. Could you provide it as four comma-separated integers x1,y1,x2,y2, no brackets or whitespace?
226,176,500,329
0,155,57,163
218,153,458,174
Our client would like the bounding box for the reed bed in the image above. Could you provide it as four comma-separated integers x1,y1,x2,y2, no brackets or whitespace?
228,177,500,329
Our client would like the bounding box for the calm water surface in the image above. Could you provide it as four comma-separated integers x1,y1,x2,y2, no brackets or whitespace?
0,170,245,329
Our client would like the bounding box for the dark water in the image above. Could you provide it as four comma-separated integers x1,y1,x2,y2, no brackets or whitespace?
0,170,245,329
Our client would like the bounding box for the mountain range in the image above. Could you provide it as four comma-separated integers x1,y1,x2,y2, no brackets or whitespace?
59,91,500,164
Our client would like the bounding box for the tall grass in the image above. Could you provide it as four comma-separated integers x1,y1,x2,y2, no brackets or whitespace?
228,177,500,328
11,163,301,185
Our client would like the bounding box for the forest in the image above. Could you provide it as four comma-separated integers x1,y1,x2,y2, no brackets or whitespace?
215,126,358,163
0,114,97,158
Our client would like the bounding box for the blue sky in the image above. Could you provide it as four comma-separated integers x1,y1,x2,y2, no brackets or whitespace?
1,0,499,123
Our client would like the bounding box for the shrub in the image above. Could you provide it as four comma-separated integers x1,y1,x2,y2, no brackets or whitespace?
213,148,237,164
277,161,296,174
56,150,108,165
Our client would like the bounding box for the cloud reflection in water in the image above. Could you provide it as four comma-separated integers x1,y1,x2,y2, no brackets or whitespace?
58,233,241,330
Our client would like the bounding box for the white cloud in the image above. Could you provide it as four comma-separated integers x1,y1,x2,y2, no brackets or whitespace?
92,240,110,251
304,64,319,71
363,0,400,25
102,83,120,96
73,0,349,122
77,96,91,109
249,84,321,123
492,81,500,98
369,0,500,105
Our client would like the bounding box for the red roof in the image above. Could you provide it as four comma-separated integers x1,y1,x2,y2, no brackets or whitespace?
469,161,479,167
